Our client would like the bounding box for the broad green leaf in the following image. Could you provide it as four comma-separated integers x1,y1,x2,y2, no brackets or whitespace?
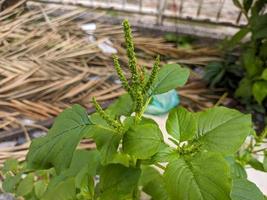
123,123,163,159
164,152,231,200
196,107,252,154
99,164,141,200
107,93,133,116
34,180,47,199
166,107,196,141
226,28,250,49
230,178,264,200
16,173,34,196
140,166,169,200
42,178,76,200
252,81,267,104
92,125,122,165
225,156,247,179
27,104,92,173
150,64,189,95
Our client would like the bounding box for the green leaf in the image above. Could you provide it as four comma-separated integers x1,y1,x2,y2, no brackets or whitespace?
150,143,178,163
242,48,263,78
226,28,250,49
16,173,34,196
251,14,267,39
248,157,265,172
252,81,267,104
225,156,247,179
164,152,231,200
27,104,92,173
195,107,252,154
264,153,267,171
92,125,122,165
203,62,225,88
253,27,267,39
43,150,100,199
34,180,47,199
166,106,196,142
2,159,19,174
123,122,163,159
99,164,141,200
140,166,170,200
2,173,22,193
230,178,264,200
107,93,133,116
42,178,76,200
150,64,189,95
235,77,253,100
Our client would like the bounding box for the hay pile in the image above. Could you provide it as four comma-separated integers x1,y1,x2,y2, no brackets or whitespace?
0,2,224,165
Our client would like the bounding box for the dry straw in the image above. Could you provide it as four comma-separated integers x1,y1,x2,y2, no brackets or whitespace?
0,1,224,165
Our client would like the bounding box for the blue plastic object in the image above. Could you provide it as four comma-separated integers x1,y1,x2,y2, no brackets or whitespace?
145,90,180,115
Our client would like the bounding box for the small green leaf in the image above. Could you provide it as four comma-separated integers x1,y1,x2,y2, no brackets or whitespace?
196,107,252,154
230,178,264,200
164,152,231,200
99,164,141,200
252,81,267,104
150,64,189,95
16,173,34,196
123,122,163,159
27,104,92,173
34,180,47,199
166,106,196,141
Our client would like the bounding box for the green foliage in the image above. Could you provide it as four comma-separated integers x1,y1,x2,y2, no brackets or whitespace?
166,106,196,142
1,19,266,200
26,104,93,172
231,178,264,200
164,152,232,200
205,0,267,107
